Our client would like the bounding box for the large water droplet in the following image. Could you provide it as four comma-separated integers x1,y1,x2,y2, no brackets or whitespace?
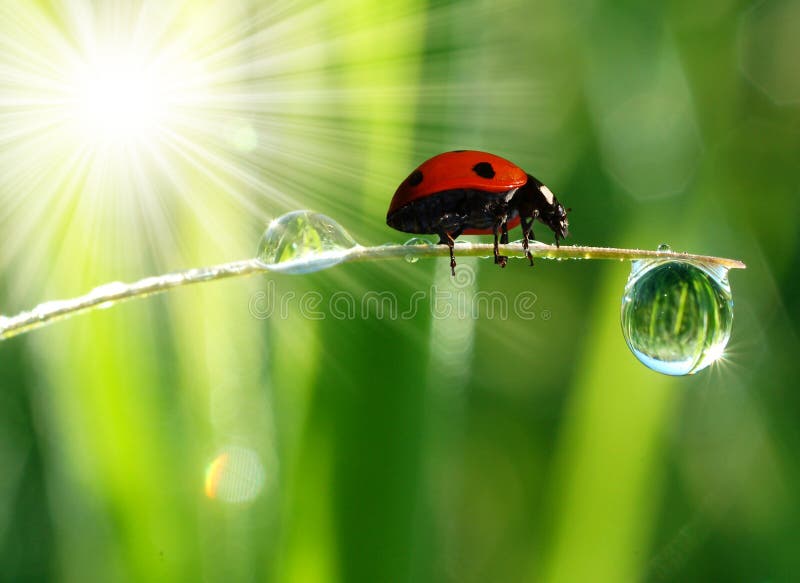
256,211,358,274
403,237,432,263
621,260,733,375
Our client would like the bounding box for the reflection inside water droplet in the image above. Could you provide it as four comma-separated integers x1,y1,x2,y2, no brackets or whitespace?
256,211,358,274
621,260,733,375
205,446,266,504
403,237,432,263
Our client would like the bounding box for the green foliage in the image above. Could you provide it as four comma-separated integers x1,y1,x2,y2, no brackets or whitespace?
1,0,799,581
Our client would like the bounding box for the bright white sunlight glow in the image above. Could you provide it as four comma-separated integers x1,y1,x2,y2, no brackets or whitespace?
70,54,169,144
0,0,425,297
0,0,282,290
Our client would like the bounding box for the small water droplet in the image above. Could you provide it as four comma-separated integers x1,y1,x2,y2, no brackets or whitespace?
90,281,127,296
88,281,128,309
35,301,68,318
403,237,432,263
256,211,357,274
657,243,671,252
621,260,733,375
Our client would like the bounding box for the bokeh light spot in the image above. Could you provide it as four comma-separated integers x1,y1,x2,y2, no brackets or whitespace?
205,446,266,504
599,90,700,200
739,0,800,104
589,35,702,201
232,124,259,152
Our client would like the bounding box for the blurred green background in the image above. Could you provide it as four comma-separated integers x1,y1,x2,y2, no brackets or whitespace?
1,0,799,581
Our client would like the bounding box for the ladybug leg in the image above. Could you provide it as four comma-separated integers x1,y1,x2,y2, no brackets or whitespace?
492,224,508,269
500,221,509,268
520,217,534,266
437,231,458,276
447,234,457,276
500,220,508,267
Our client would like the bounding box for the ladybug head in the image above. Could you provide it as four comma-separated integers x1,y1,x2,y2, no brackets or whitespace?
514,175,570,246
541,199,570,246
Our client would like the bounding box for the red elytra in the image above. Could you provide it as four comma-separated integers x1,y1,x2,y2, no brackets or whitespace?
387,150,527,233
386,150,570,274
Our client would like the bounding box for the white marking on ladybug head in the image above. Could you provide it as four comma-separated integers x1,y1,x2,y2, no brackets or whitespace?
539,185,555,205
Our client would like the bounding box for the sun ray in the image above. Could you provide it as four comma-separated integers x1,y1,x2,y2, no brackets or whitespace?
0,0,528,312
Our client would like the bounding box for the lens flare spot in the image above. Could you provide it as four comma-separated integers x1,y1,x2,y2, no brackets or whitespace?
204,447,266,503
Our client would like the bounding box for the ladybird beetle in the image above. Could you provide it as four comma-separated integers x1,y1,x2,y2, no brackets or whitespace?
386,150,569,275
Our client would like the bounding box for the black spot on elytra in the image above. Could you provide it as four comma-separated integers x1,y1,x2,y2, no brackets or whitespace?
473,162,495,179
407,169,423,186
